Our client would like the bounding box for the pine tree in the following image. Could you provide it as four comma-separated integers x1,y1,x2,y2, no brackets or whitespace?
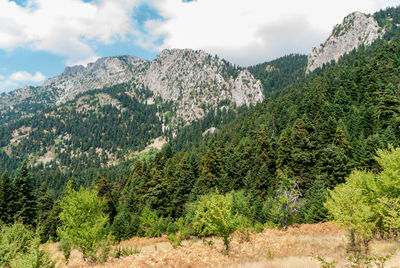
14,161,37,226
289,119,314,190
192,142,224,196
316,145,352,188
0,171,16,224
38,183,54,242
171,156,195,217
333,125,352,156
277,128,293,171
94,175,117,223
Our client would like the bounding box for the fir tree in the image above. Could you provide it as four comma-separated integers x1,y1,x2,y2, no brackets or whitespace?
0,171,16,224
14,161,37,226
38,183,54,242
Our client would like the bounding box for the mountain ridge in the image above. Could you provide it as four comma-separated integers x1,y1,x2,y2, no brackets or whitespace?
0,48,263,129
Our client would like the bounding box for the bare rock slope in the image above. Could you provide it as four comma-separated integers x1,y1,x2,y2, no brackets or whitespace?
307,11,384,73
135,49,263,126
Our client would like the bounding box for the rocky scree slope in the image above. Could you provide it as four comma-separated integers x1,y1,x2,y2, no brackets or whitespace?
307,11,384,72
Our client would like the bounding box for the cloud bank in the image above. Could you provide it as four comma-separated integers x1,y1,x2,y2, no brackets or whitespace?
0,0,139,65
147,0,398,66
0,0,398,86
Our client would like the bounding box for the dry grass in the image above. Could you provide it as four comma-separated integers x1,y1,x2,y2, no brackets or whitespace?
44,222,400,268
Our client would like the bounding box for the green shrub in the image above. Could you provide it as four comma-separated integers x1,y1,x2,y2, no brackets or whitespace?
0,223,53,267
58,238,71,262
0,222,33,265
138,207,173,238
139,207,161,237
10,237,54,268
325,147,400,255
113,246,140,258
167,217,189,248
57,185,109,260
185,191,250,254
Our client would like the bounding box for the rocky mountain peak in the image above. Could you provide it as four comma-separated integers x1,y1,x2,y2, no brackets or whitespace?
42,55,149,104
135,48,263,127
306,11,384,73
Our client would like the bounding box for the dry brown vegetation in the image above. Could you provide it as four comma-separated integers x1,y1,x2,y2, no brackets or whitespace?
43,222,400,268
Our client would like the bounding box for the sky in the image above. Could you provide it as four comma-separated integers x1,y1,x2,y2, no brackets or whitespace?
0,0,399,93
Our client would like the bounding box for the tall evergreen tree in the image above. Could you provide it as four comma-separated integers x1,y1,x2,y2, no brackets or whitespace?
94,175,117,223
0,171,16,224
38,182,54,242
14,161,37,226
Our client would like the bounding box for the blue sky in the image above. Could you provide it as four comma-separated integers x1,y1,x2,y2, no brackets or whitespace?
0,0,398,93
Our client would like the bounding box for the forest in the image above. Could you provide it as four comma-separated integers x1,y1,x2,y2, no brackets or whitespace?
2,5,400,267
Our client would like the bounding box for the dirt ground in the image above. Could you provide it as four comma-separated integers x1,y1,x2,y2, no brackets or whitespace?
43,222,400,268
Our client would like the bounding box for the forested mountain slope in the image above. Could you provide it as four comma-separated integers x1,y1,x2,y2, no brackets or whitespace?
0,50,307,184
115,33,400,223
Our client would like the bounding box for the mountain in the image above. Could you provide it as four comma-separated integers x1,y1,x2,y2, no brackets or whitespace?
0,49,263,129
306,11,384,72
0,48,264,174
0,55,147,125
43,55,147,105
133,49,263,128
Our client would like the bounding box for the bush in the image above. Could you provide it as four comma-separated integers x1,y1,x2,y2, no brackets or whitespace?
139,207,161,237
0,223,53,267
113,246,140,258
185,191,250,254
325,147,400,255
138,207,173,237
57,185,109,260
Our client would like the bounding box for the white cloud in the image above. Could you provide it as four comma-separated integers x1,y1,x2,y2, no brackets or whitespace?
67,56,100,67
9,71,46,82
147,0,398,66
0,70,46,92
0,0,139,64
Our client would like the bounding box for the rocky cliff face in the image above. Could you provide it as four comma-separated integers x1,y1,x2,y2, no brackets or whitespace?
134,49,263,126
307,11,384,73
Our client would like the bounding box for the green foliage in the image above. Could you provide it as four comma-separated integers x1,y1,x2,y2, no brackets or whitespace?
0,171,16,224
57,185,109,260
0,223,53,268
325,170,376,254
38,183,55,243
14,161,37,226
186,191,250,254
113,246,140,258
301,177,328,223
317,256,337,268
167,217,188,248
325,147,400,255
346,253,391,268
268,170,303,228
139,207,161,237
58,238,71,262
11,237,54,268
111,210,140,242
